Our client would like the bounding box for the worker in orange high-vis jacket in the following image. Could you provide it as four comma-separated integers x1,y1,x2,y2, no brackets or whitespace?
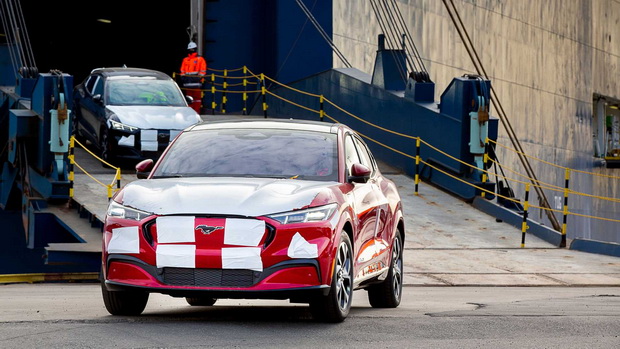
180,41,207,113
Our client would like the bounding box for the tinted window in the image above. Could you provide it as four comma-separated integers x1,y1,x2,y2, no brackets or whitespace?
93,78,104,96
353,135,376,175
344,134,360,176
85,76,99,95
106,78,186,106
153,128,338,181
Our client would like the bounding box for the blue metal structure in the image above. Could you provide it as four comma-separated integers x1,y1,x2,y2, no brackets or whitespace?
0,41,98,274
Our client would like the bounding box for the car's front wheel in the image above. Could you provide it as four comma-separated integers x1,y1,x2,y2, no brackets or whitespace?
309,231,353,322
99,127,115,167
367,231,403,308
101,281,149,316
185,297,217,306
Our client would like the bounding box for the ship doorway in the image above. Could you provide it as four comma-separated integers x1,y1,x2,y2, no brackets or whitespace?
19,1,191,84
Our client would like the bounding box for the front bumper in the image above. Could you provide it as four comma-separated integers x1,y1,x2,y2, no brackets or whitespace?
110,128,176,161
104,256,329,300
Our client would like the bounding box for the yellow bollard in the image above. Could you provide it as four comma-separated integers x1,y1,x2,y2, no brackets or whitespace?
414,137,421,195
521,184,530,248
561,168,570,247
481,139,489,198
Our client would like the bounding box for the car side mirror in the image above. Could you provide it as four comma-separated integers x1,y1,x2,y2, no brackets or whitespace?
348,163,371,183
136,159,154,179
93,94,103,104
185,95,194,104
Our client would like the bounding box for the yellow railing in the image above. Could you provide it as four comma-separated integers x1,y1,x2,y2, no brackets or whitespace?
170,65,620,245
68,136,121,201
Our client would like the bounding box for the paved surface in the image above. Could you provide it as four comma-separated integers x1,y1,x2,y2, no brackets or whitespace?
64,114,620,287
1,284,619,348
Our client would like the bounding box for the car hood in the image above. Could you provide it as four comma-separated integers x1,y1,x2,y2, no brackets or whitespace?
107,105,201,130
119,177,339,217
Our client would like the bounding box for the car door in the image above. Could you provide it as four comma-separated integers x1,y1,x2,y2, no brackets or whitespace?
77,75,105,144
344,133,385,279
352,135,391,269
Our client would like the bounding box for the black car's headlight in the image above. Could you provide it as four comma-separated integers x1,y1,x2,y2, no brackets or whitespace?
109,119,139,133
107,201,153,221
267,203,337,224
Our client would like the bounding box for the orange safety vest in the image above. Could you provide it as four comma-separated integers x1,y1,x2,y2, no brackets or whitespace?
180,52,207,75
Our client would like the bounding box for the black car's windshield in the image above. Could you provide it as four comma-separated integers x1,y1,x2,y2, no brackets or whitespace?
152,128,338,181
106,78,186,106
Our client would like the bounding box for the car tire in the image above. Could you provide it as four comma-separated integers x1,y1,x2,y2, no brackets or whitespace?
101,281,149,316
99,127,116,168
185,297,217,306
367,231,403,308
309,231,353,323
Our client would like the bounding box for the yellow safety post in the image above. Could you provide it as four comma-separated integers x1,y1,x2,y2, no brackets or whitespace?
68,135,75,198
319,95,325,122
414,137,421,195
561,168,570,247
481,138,489,198
521,183,530,248
200,76,205,113
221,69,228,114
210,73,216,115
116,167,121,193
260,73,267,118
242,66,248,115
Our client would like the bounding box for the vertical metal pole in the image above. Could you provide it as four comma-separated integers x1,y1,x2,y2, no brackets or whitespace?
481,138,489,198
210,73,216,115
116,168,121,193
319,95,325,122
68,136,75,199
521,183,530,248
199,76,205,114
261,73,267,118
242,66,248,115
415,137,421,195
221,69,228,114
561,168,570,248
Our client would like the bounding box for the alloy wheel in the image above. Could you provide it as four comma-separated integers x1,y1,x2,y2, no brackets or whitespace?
335,239,353,311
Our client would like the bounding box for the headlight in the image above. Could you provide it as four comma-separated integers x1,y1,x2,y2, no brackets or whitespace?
267,203,337,224
109,119,139,133
107,201,152,221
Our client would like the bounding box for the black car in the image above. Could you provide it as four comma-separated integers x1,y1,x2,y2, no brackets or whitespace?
72,67,202,165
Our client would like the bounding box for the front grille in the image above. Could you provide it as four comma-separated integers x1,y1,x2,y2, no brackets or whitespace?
162,268,260,287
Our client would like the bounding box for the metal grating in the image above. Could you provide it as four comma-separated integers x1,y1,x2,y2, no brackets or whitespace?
162,268,258,287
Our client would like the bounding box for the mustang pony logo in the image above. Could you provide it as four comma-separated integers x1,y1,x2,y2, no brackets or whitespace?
195,225,224,235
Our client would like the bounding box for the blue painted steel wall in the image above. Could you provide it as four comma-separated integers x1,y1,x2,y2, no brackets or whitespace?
0,45,16,86
204,0,332,83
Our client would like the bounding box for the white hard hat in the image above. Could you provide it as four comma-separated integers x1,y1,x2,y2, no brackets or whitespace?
187,42,197,50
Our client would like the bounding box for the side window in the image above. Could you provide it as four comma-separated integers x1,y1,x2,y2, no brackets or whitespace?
353,135,377,176
92,77,104,96
344,134,360,175
85,76,98,95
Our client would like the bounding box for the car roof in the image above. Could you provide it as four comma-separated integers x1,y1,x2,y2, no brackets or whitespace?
188,118,343,134
89,67,172,80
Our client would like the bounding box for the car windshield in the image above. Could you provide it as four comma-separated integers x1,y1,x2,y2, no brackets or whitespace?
106,78,186,106
152,128,338,181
